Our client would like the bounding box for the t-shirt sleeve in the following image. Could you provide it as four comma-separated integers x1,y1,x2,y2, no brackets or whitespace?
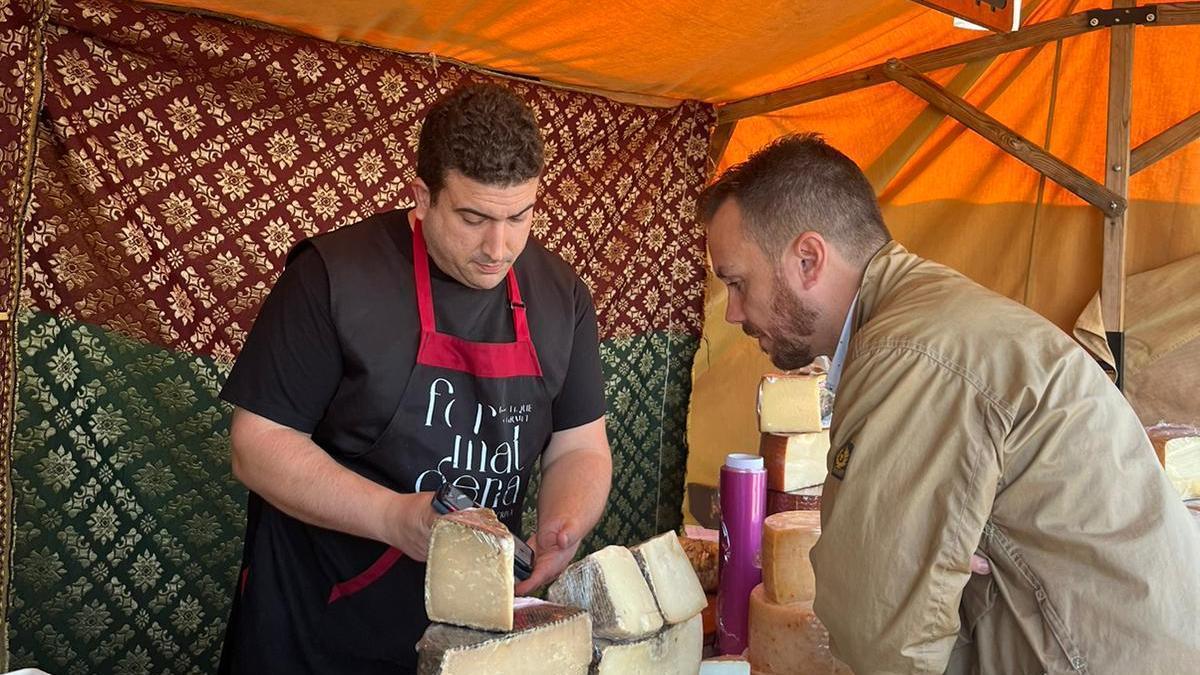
219,244,342,433
551,280,607,431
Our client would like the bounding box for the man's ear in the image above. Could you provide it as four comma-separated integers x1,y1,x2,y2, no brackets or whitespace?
781,231,827,291
411,178,432,220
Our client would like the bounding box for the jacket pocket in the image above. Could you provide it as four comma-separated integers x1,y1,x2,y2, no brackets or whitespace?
981,522,1089,674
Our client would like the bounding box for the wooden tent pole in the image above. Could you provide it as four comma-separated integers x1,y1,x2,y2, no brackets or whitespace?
1103,0,1135,390
883,59,1126,217
707,122,738,177
717,2,1200,123
1130,110,1200,174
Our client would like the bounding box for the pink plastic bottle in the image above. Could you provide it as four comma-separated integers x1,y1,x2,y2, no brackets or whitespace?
716,452,766,655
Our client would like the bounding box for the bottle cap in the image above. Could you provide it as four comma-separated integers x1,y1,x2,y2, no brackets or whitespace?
724,453,763,470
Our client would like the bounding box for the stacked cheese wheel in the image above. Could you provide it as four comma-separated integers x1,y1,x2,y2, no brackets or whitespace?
747,511,851,675
548,532,706,674
757,373,830,514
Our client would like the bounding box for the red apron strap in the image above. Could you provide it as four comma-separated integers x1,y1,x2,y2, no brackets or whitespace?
411,218,542,378
411,220,437,334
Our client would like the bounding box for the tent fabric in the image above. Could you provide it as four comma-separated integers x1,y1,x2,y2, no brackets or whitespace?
1075,253,1200,427
685,3,1200,514
3,1,714,671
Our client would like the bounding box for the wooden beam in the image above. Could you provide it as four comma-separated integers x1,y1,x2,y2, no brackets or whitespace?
1102,0,1135,391
1152,2,1200,25
883,58,1126,217
1130,109,1200,174
716,2,1200,122
717,10,1096,122
707,121,738,177
865,58,995,192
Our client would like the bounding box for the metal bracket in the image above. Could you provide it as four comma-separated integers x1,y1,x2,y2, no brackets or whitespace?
1086,5,1158,28
1106,330,1126,392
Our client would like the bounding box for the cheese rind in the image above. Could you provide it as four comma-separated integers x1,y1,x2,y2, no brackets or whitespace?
679,536,718,592
762,510,821,605
747,585,850,675
759,431,830,492
417,600,591,674
591,613,702,674
424,508,515,631
631,532,708,624
549,545,664,640
758,373,828,433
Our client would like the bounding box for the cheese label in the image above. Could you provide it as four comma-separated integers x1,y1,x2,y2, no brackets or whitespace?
831,441,853,480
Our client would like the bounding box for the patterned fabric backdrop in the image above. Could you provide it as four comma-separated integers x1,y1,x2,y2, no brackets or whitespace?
1,0,44,646
3,0,714,672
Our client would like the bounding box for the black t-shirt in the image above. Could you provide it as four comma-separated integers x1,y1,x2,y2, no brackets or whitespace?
220,210,607,444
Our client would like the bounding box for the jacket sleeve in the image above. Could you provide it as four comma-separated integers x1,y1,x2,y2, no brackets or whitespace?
811,342,1005,674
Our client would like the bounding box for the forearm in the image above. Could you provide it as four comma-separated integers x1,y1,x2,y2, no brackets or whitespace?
536,446,611,537
230,410,425,552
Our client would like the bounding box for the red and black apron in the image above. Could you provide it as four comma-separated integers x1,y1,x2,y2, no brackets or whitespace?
220,217,553,674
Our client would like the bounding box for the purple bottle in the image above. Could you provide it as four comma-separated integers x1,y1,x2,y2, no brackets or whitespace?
717,452,766,655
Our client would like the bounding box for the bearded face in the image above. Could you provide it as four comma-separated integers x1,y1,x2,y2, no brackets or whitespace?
740,269,821,371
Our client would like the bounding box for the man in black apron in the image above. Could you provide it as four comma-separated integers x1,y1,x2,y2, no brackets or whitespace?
216,83,612,674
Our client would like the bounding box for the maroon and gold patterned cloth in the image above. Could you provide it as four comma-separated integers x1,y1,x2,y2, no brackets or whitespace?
3,0,715,671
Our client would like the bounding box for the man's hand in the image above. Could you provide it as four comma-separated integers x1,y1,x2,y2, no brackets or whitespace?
383,491,439,562
514,516,583,595
970,553,991,575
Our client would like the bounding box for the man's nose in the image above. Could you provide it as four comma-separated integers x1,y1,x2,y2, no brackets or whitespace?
725,293,745,325
482,223,506,261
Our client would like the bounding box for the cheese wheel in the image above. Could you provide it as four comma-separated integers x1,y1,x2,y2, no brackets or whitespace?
761,510,820,605
747,585,850,674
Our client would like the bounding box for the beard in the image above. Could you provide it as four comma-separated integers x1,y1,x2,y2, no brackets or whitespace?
743,274,820,371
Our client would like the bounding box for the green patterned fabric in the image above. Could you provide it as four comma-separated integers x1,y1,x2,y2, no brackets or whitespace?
9,311,243,674
9,312,698,673
523,331,699,553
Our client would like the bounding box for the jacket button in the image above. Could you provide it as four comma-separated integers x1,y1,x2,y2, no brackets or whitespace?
1071,656,1086,670
1035,589,1047,601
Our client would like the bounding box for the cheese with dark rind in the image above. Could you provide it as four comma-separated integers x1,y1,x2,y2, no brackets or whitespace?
548,545,664,640
591,613,702,674
417,599,591,674
759,431,830,492
631,532,708,624
424,507,514,631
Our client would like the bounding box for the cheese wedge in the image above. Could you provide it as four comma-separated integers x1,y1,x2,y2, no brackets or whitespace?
424,508,514,631
759,431,830,492
548,545,663,640
632,532,708,624
592,614,702,674
417,599,591,674
758,373,829,433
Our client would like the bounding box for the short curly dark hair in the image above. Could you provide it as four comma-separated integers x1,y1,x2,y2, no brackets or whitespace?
417,83,545,200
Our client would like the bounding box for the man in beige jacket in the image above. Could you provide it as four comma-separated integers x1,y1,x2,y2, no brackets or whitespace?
702,134,1200,674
